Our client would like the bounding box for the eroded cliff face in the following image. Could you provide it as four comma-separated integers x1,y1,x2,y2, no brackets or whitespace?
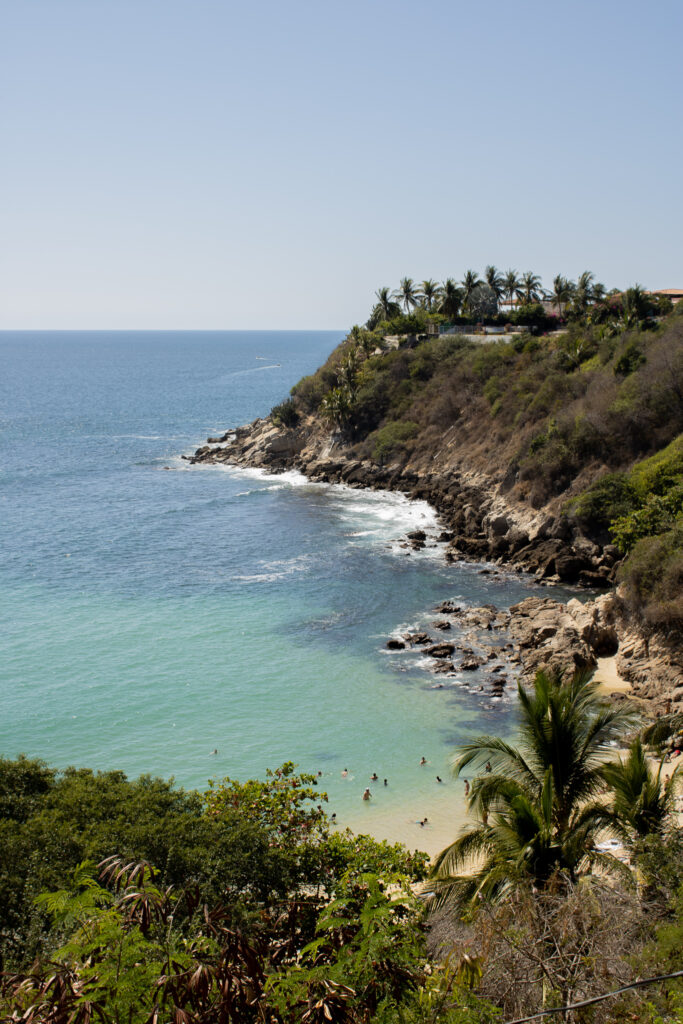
187,415,683,716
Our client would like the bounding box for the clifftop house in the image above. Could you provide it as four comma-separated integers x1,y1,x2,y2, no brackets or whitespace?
650,288,683,305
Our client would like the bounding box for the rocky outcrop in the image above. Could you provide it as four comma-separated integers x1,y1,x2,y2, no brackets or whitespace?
503,594,617,681
616,627,683,714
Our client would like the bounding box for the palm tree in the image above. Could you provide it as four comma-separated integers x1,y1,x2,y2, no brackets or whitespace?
503,269,521,309
439,278,463,318
574,271,595,311
602,738,680,842
621,284,649,327
419,279,442,312
551,274,573,319
484,265,504,310
461,270,481,314
396,277,419,314
373,286,401,322
426,669,634,909
592,281,606,303
519,271,543,305
426,768,614,909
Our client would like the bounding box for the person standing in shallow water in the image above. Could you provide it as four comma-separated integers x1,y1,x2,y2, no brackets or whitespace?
362,787,371,801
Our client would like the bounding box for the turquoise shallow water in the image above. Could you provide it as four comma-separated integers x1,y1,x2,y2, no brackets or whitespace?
1,331,550,849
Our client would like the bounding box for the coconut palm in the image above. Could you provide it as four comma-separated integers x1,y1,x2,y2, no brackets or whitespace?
396,277,419,314
426,768,615,909
519,271,543,305
426,669,634,909
621,284,649,327
592,281,606,303
419,279,442,312
503,270,521,309
439,278,463,318
551,274,573,319
461,270,481,314
574,270,595,311
602,738,680,842
373,286,401,322
484,265,504,310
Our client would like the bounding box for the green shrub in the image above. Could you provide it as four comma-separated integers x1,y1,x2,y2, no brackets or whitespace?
291,374,328,412
619,523,683,624
271,398,300,427
629,434,683,499
566,472,638,533
615,340,646,376
371,420,419,464
611,494,683,554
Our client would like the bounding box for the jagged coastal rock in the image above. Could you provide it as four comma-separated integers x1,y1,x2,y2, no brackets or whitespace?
188,415,683,716
188,417,615,586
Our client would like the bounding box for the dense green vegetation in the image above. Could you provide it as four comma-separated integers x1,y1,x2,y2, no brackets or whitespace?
0,759,425,968
283,275,683,627
1,672,681,1021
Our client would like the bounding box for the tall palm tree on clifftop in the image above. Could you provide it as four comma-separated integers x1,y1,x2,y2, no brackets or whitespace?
419,279,442,312
519,271,543,305
484,265,505,310
461,270,481,314
503,269,521,308
439,278,463,318
574,270,595,311
373,286,401,322
396,277,419,314
551,274,573,319
425,669,633,909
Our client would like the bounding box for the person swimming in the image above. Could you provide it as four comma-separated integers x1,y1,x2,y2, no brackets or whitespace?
341,768,348,777
370,772,378,781
384,778,388,786
436,775,443,783
420,756,427,765
362,788,371,801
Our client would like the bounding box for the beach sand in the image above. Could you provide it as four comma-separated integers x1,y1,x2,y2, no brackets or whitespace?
339,786,471,859
593,655,632,695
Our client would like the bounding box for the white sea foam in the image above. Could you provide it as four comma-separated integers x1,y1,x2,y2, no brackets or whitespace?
232,554,314,583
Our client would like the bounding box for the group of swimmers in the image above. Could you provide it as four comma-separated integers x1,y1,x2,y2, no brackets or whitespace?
354,757,493,807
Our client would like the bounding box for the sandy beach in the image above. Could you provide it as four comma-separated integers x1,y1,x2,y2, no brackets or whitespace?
593,654,632,695
339,781,472,859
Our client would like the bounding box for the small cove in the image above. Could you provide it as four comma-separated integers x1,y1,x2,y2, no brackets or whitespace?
1,330,576,850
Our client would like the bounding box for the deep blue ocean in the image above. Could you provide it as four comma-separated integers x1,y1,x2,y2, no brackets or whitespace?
1,331,548,848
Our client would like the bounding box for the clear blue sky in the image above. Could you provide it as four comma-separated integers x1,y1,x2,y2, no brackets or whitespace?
1,0,681,329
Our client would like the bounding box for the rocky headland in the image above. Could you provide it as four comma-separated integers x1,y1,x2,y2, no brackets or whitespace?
187,413,683,720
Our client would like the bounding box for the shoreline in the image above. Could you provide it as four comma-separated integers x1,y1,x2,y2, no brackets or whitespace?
339,788,469,859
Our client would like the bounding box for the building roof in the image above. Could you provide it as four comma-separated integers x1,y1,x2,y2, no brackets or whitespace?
651,288,683,296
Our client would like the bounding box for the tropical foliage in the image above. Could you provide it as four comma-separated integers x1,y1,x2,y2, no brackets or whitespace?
425,669,635,910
